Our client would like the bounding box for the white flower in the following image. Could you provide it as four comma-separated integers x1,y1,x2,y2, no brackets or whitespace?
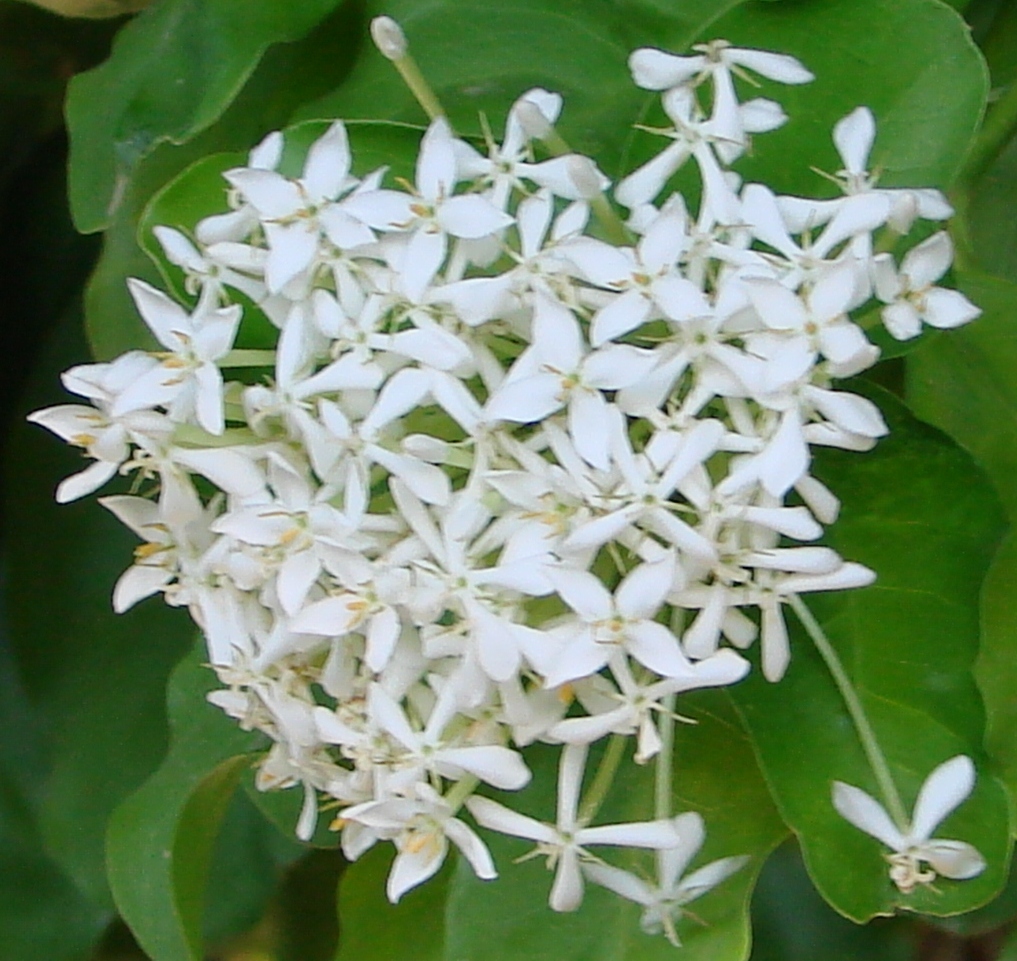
832,755,986,894
467,744,681,911
584,811,748,946
873,233,980,340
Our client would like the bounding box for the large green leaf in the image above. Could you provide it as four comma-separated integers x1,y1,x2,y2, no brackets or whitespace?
700,0,987,196
0,625,110,961
730,386,1010,922
105,644,260,961
905,273,1017,806
66,0,352,234
3,305,194,908
82,8,364,360
440,697,783,961
295,0,755,178
335,846,453,961
749,842,913,961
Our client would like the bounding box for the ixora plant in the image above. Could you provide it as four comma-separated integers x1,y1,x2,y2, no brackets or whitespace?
24,8,1013,959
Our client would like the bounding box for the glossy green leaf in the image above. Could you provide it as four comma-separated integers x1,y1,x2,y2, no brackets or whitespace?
906,273,1017,514
82,10,366,361
439,692,784,961
66,0,351,234
4,304,194,908
965,135,1017,283
905,273,1017,806
295,0,755,178
730,386,1009,922
335,845,453,961
0,628,110,961
106,644,260,961
136,120,422,350
276,850,345,961
750,842,913,961
698,0,987,196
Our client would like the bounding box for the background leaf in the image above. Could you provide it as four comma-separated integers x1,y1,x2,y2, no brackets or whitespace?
105,644,260,961
66,0,353,234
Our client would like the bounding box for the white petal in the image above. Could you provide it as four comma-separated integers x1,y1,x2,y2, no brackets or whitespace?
923,288,980,330
616,555,675,620
833,107,876,175
921,839,986,880
911,755,976,843
550,848,585,912
832,781,905,849
438,746,531,790
465,796,556,843
388,840,447,903
438,195,513,239
445,817,498,880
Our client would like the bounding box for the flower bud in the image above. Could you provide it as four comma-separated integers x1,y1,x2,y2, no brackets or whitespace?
371,16,408,61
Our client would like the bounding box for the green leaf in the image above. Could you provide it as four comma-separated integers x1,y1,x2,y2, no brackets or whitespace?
335,845,453,961
906,273,1017,514
0,633,110,961
730,386,1010,922
697,0,988,196
905,274,1017,808
295,0,660,177
82,10,367,360
105,644,260,961
965,135,1017,283
276,850,345,961
4,303,194,908
749,842,913,961
440,693,784,961
66,0,351,233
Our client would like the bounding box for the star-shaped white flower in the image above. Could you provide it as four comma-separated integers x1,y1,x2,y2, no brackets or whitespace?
832,755,986,894
584,811,748,946
467,743,681,911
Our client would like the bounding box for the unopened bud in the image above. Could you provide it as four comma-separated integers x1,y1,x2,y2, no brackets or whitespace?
514,101,554,141
566,155,606,200
371,16,408,61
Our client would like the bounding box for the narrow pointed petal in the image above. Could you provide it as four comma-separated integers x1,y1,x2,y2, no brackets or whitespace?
466,796,557,843
911,755,976,843
832,781,905,849
922,839,986,880
550,848,585,912
833,107,876,174
438,746,531,790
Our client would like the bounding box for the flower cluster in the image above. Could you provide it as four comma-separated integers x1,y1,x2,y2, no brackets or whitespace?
31,26,984,934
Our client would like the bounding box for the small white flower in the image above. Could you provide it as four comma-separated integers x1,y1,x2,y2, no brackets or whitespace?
584,811,748,946
467,744,681,911
832,755,986,894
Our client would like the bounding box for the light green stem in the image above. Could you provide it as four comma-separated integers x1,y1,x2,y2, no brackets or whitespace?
958,79,1017,189
391,53,446,121
788,594,909,831
578,734,627,824
219,349,277,367
531,126,632,247
655,693,677,821
445,775,480,815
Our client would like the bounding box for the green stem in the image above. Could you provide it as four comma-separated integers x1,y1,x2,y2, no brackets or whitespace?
445,775,480,815
578,734,627,824
392,54,446,122
958,79,1017,190
788,594,909,830
219,349,277,367
655,693,677,821
525,119,633,246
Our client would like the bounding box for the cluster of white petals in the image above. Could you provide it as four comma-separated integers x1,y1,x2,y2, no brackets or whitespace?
31,29,984,938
